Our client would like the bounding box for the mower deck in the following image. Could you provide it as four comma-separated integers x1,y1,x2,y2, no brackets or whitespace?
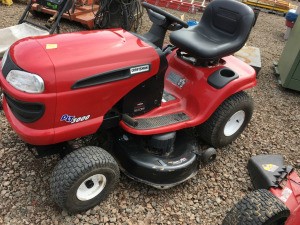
112,130,199,188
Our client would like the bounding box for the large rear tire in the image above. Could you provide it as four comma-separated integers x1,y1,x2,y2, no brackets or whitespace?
222,189,290,225
50,146,119,213
198,91,253,148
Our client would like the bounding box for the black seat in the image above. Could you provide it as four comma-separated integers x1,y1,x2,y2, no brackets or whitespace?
170,0,255,61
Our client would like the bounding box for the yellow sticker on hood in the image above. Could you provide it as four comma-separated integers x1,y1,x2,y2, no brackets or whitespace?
46,44,58,49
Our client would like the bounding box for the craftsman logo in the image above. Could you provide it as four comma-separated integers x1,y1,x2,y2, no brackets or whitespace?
60,114,90,124
130,65,150,75
168,158,187,165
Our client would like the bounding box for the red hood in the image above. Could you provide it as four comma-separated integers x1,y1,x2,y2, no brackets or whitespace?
34,29,158,93
9,29,159,93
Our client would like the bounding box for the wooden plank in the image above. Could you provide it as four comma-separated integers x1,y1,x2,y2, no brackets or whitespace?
242,0,297,14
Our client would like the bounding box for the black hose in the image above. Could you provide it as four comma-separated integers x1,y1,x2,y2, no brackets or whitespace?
94,0,143,31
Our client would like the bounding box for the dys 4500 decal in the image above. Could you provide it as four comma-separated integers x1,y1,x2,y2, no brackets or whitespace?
61,114,90,124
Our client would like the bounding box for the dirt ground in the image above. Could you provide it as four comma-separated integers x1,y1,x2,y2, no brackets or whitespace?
1,1,300,225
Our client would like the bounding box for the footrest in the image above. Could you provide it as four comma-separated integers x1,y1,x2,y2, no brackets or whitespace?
124,112,190,130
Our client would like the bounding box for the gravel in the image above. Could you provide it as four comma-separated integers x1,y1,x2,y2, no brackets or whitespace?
1,1,300,225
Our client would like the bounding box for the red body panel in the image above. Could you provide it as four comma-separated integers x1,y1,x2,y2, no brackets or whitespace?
0,29,256,145
270,171,300,225
120,53,256,135
1,29,160,145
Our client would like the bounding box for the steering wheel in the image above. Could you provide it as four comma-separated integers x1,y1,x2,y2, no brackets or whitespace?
142,2,189,28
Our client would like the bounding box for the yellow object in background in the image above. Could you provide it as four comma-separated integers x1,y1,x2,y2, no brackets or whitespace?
2,0,13,6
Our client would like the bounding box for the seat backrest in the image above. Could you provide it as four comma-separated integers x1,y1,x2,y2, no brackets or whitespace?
169,0,255,64
200,0,254,46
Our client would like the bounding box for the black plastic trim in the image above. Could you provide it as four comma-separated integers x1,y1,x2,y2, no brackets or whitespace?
2,53,24,78
247,155,287,190
4,93,45,123
207,67,239,89
27,142,71,158
101,111,121,129
72,64,151,90
130,32,168,70
118,37,168,117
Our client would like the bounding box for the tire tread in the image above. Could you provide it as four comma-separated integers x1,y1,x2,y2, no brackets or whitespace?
198,91,253,147
50,146,119,212
222,189,290,225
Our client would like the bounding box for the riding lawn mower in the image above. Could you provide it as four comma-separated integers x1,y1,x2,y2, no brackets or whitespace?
223,155,300,225
0,0,257,212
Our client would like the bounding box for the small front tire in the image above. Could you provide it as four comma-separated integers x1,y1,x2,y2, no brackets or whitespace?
198,91,253,148
50,146,119,213
201,147,217,164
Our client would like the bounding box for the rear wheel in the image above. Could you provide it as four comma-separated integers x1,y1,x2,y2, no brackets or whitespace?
50,146,119,213
222,189,290,225
198,91,253,148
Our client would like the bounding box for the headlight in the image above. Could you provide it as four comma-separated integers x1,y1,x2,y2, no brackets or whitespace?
1,49,9,69
6,70,44,93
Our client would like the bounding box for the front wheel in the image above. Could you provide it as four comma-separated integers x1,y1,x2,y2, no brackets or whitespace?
50,146,120,213
222,189,290,225
198,91,253,148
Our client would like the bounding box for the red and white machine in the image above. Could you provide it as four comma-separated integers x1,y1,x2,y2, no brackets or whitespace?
223,155,300,225
0,1,256,213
